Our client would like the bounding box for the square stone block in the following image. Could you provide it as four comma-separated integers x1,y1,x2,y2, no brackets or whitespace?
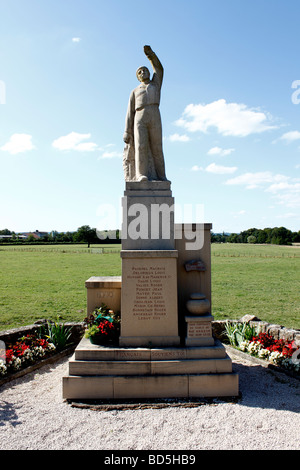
122,181,175,251
188,373,239,397
62,376,114,400
85,276,121,315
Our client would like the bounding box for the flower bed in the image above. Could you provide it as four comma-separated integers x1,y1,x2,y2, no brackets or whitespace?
0,334,56,377
224,322,300,374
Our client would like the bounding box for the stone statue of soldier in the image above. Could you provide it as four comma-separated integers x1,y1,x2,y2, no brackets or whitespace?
123,45,167,182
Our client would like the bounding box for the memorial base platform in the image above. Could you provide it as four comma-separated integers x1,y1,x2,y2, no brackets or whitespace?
62,337,239,400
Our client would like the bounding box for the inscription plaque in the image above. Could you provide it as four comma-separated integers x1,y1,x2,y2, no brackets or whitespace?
120,251,180,346
129,265,168,321
188,321,212,338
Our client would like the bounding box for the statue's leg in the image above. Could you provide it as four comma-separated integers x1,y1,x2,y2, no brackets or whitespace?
134,112,149,181
148,108,166,181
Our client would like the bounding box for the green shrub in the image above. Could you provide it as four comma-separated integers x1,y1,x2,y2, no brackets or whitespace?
224,321,257,347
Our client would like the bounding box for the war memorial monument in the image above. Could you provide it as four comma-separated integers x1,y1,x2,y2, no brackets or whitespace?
63,46,239,400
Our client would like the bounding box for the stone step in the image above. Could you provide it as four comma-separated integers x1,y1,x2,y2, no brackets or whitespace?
75,337,227,361
62,373,239,400
68,354,233,376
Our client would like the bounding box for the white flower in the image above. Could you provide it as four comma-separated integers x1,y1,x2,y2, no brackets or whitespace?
22,348,34,362
12,357,22,370
248,341,261,355
0,359,7,376
269,351,283,365
240,340,250,352
33,346,45,358
258,348,270,359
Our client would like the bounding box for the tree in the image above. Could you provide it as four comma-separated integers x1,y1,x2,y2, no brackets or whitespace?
0,229,11,235
74,225,97,247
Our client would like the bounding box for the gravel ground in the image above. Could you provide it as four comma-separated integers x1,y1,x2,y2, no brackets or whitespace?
0,352,299,451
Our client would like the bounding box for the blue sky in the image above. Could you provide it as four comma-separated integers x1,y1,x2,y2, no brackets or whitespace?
0,0,300,234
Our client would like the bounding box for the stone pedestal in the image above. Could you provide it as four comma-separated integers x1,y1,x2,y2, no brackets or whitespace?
85,276,121,315
122,181,175,250
119,180,179,347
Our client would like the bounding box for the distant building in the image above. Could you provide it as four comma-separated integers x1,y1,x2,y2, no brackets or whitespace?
19,230,49,240
0,234,27,239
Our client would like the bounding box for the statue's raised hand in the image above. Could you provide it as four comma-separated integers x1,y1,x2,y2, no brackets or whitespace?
144,45,153,57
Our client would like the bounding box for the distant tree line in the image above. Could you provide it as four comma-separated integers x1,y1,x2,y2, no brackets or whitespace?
1,225,299,247
0,226,121,247
211,227,300,245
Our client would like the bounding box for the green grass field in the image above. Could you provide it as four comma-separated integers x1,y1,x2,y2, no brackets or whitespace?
0,243,299,330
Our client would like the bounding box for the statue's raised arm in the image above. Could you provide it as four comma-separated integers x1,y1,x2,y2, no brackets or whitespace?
143,45,164,85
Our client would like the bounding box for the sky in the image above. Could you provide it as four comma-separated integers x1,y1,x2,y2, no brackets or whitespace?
0,0,300,235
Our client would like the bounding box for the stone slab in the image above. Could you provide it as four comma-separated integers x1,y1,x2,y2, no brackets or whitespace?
175,223,212,320
85,276,122,289
125,181,171,192
189,373,239,398
150,357,232,375
75,337,227,361
113,375,189,399
119,336,181,347
62,373,239,399
120,251,180,346
69,356,232,376
62,375,114,400
69,357,151,376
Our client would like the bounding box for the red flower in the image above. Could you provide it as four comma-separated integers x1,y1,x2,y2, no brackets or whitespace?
96,319,115,336
6,349,14,364
252,333,298,359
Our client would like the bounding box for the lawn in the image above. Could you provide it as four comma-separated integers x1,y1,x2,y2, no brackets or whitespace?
0,243,299,330
211,243,300,328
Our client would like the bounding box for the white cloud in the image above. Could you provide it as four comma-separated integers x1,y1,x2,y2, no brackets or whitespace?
52,132,98,152
265,181,300,193
225,171,289,189
207,146,235,156
72,37,81,43
273,192,300,208
191,165,203,171
205,163,237,174
99,151,122,159
278,130,300,143
169,133,190,142
265,180,300,208
225,170,300,208
191,162,237,174
176,99,276,137
0,133,35,154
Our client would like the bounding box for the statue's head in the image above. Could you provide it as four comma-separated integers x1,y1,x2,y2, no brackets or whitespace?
136,66,150,83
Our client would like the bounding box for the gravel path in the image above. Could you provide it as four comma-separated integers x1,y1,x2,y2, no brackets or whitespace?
0,352,299,450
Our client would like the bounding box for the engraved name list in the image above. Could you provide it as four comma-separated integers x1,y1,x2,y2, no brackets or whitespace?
128,265,169,320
